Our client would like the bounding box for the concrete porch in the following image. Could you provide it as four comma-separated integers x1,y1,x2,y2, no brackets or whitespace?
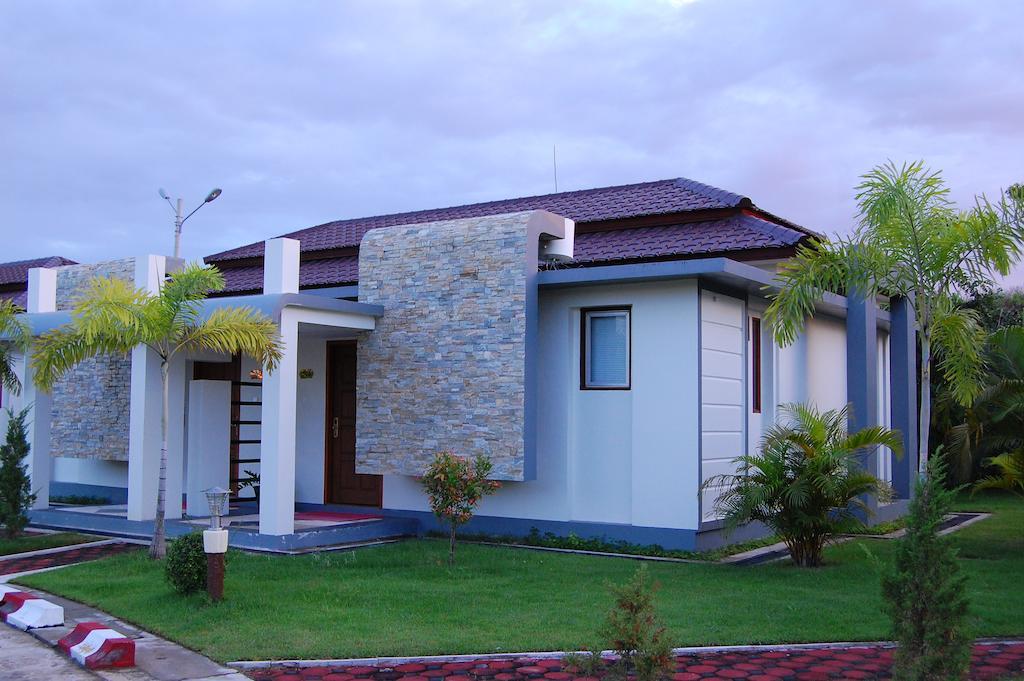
28,502,419,553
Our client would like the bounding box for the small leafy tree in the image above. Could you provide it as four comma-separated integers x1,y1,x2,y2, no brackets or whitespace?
765,163,1024,475
0,299,30,396
0,408,36,539
882,455,970,681
600,566,674,681
704,403,902,567
421,451,500,566
32,264,283,559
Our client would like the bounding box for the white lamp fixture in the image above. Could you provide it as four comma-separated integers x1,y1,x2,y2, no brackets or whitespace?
204,486,230,530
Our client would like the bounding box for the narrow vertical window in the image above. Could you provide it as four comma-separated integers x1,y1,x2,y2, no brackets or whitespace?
581,308,631,389
751,316,762,413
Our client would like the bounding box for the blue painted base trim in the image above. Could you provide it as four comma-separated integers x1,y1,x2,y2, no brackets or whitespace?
295,503,700,551
49,482,128,504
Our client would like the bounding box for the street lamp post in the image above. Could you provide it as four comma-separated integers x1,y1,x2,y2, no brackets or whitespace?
203,486,230,602
159,187,223,259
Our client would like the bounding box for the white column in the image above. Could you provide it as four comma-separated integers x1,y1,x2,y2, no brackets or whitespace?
185,380,231,515
259,308,297,535
263,238,300,294
27,268,57,315
24,267,57,509
163,355,187,519
127,255,167,521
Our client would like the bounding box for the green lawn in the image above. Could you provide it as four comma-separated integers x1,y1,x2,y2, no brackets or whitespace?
0,532,101,556
15,493,1023,663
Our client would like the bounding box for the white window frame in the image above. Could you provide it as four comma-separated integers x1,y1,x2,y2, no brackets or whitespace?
582,308,631,390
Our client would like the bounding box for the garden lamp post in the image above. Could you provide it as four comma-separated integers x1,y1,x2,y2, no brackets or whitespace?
203,486,230,602
159,187,222,259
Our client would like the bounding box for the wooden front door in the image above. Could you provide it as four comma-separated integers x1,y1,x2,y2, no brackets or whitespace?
325,342,382,506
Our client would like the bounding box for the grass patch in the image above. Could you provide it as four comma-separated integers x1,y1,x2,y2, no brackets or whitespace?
15,493,1022,663
0,532,101,556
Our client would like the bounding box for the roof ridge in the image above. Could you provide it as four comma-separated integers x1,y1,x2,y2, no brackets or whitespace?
205,176,746,262
0,255,77,268
672,177,748,206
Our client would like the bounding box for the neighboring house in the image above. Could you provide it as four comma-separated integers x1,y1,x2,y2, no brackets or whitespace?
7,178,917,550
0,256,77,309
0,256,76,412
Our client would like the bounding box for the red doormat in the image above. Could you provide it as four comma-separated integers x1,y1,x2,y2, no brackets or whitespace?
294,511,382,523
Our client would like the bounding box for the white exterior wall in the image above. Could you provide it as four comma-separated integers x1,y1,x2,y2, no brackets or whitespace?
877,330,893,483
804,316,849,412
294,336,327,504
699,290,746,522
383,280,702,531
51,458,127,488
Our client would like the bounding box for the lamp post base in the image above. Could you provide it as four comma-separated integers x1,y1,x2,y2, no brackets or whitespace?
203,529,228,602
206,553,224,602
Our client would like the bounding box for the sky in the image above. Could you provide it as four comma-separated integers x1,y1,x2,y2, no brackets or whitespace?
2,1,1022,283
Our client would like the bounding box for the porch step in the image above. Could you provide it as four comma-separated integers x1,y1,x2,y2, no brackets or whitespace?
225,516,421,553
28,507,422,555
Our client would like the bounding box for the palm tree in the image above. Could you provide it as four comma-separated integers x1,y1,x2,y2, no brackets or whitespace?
0,300,30,396
704,403,903,567
32,264,283,558
764,163,1024,475
960,326,1024,495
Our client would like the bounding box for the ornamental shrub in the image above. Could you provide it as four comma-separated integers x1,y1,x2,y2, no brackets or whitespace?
421,451,500,566
164,532,208,595
881,454,970,681
703,402,902,567
0,408,35,539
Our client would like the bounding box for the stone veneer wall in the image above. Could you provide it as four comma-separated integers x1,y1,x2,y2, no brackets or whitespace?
48,259,136,461
356,213,533,480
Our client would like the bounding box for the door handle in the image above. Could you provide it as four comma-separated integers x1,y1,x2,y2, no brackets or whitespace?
332,417,339,439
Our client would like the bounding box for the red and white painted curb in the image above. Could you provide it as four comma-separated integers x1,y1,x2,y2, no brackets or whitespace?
0,588,64,630
58,622,136,669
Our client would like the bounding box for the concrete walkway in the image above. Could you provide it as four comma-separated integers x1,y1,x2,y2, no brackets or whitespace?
1,539,249,681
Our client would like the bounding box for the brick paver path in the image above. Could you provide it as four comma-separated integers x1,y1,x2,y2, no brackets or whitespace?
0,541,141,576
245,641,1024,681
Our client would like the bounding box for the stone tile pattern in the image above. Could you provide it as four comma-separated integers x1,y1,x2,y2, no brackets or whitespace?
48,259,136,461
0,541,141,576
356,213,530,480
246,642,1024,681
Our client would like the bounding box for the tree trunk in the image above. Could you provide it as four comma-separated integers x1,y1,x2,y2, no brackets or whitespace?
149,360,170,559
449,522,456,567
918,335,932,477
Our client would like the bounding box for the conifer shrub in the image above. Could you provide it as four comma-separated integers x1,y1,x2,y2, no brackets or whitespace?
0,408,35,539
566,566,675,681
881,455,970,681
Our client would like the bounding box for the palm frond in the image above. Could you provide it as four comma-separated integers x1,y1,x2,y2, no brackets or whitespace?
0,300,30,394
932,304,986,406
972,450,1024,495
71,276,158,346
31,327,135,392
174,306,284,371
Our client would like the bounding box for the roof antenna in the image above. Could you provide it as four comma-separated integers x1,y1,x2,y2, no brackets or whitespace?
552,144,559,193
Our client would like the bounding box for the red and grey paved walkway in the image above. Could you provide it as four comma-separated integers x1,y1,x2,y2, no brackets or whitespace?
0,540,142,576
241,641,1024,681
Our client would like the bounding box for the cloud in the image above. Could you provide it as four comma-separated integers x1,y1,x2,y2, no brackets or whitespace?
0,0,1020,286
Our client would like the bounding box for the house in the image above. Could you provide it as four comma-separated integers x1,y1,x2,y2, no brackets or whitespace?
6,178,917,550
0,256,77,309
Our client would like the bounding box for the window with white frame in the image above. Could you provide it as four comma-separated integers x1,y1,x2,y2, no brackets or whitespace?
581,307,631,389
